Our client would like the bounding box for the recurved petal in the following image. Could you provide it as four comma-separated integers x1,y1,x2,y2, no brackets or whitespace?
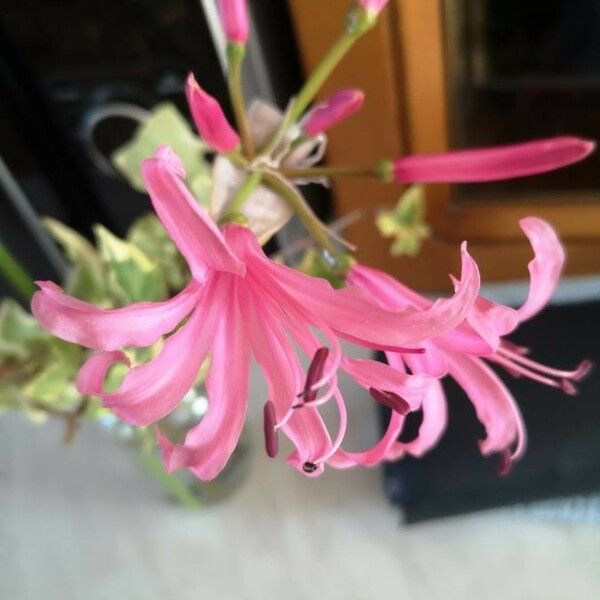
284,242,480,348
142,146,245,281
445,353,527,461
84,277,225,426
517,217,565,322
32,280,202,351
158,281,251,480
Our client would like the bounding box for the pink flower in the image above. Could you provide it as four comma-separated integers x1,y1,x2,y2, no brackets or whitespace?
345,218,592,473
185,74,240,153
390,137,595,183
303,89,365,137
218,0,249,45
358,0,390,16
32,147,482,480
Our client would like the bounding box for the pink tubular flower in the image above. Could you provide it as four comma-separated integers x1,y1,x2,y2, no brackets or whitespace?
185,74,240,153
303,89,365,137
390,136,595,183
344,217,592,474
218,0,249,45
358,0,390,16
32,146,483,480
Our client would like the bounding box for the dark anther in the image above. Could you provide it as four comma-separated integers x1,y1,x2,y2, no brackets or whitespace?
263,401,279,458
369,387,411,415
298,347,329,404
303,462,319,474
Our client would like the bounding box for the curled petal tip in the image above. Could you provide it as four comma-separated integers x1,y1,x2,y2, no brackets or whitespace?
151,146,186,178
498,450,513,476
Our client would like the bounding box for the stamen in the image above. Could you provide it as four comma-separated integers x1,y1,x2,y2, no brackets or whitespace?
560,379,577,396
492,355,573,392
298,347,329,403
369,387,411,415
498,449,513,477
263,401,279,458
501,340,530,356
302,461,319,474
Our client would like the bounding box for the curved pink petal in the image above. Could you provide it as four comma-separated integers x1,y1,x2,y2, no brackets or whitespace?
303,89,365,137
393,136,595,183
158,280,251,481
245,287,333,474
90,277,226,426
32,280,201,351
517,217,565,322
76,350,130,394
141,147,244,281
445,353,527,460
342,357,431,411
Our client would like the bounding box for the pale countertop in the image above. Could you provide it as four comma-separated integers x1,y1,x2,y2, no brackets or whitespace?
2,403,599,600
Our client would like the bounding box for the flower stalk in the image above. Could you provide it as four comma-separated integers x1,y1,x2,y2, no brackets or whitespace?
226,43,255,158
0,239,36,301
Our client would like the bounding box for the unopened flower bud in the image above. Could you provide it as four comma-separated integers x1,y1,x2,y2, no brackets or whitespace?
218,0,249,45
303,89,365,138
185,74,240,153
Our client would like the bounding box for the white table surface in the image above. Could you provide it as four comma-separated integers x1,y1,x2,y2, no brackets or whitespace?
2,391,600,600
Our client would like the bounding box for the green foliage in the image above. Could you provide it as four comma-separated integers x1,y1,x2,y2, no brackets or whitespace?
94,224,168,304
0,299,50,361
111,102,212,208
376,185,431,257
297,249,352,289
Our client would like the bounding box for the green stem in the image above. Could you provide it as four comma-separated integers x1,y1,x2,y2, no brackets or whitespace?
0,240,36,301
227,43,255,158
137,432,202,509
289,31,359,124
281,165,377,179
223,170,263,217
262,171,334,253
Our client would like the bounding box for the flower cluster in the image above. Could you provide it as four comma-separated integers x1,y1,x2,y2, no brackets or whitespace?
32,0,593,480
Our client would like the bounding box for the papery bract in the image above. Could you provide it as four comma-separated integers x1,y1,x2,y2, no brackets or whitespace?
218,0,249,44
185,74,240,153
346,217,592,472
390,136,595,183
303,89,365,137
32,146,483,480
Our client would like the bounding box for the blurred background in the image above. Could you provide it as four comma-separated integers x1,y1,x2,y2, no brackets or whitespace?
1,1,599,598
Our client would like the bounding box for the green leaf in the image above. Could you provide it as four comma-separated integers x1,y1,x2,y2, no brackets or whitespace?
376,185,431,257
111,103,211,207
23,340,83,411
94,224,168,304
43,217,106,303
0,299,50,361
297,249,351,289
127,214,189,291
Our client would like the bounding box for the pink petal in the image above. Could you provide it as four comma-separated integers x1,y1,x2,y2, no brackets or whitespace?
142,147,245,281
82,277,226,426
245,286,333,474
76,350,130,393
393,137,595,183
445,353,527,460
158,280,251,481
32,280,201,351
383,351,448,460
342,357,431,411
307,243,481,347
517,217,565,322
185,75,240,152
358,0,390,15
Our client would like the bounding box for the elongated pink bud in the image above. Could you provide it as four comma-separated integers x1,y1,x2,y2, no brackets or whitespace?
185,74,240,153
263,401,279,458
388,136,595,183
218,0,249,44
303,89,365,137
358,0,390,16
